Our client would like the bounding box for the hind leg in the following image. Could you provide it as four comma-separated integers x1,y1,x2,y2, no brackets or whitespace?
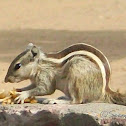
64,56,103,104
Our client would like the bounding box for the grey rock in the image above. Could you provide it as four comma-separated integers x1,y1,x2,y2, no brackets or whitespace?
0,103,125,126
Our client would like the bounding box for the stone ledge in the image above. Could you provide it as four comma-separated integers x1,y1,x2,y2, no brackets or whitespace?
0,103,125,126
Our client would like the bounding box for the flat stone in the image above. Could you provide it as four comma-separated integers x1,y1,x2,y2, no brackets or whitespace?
0,103,125,126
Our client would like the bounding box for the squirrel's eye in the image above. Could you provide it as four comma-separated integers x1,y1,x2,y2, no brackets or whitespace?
14,63,21,70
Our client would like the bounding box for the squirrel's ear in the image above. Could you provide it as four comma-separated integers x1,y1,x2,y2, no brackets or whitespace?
31,46,39,57
26,43,34,50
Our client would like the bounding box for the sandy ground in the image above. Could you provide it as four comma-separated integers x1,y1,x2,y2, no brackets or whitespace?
0,0,126,99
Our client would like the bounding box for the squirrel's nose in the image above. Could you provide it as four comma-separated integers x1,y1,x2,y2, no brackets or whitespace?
4,76,9,83
4,78,8,83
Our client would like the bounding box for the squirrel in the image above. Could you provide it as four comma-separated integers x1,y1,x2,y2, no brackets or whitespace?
4,43,126,105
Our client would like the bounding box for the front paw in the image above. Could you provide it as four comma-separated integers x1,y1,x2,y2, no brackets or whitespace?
14,91,30,104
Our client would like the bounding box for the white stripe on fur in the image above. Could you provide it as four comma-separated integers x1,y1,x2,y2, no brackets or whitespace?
44,50,107,96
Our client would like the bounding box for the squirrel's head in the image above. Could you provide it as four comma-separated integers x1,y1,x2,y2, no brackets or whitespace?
4,43,45,83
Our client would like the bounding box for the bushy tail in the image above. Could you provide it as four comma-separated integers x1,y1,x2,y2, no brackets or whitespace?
104,88,126,106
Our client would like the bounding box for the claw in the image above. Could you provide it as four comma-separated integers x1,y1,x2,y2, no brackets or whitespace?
14,96,20,103
21,99,24,104
14,97,18,102
17,99,21,104
14,96,19,101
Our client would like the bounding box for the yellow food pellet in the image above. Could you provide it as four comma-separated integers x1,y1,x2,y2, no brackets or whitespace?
11,94,17,99
0,94,6,99
24,98,31,103
7,99,11,104
11,102,14,105
30,99,38,104
0,90,8,99
3,100,8,103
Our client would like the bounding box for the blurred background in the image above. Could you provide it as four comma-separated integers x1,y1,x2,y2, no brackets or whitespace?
0,0,126,98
